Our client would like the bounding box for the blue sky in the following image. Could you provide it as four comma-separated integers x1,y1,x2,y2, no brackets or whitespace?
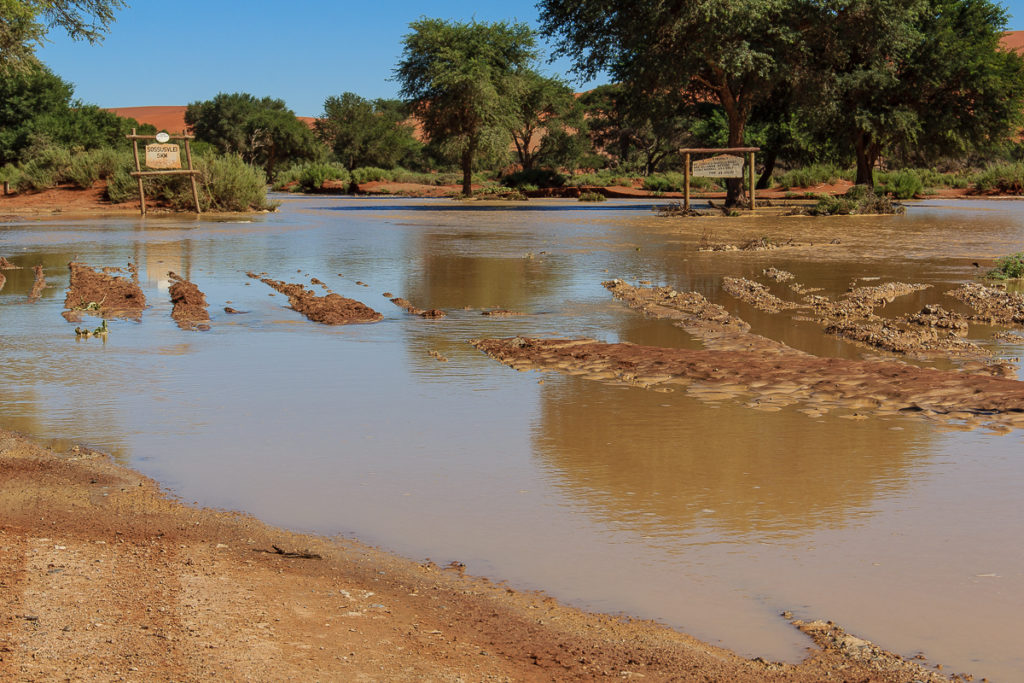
34,1,606,117
33,0,1024,118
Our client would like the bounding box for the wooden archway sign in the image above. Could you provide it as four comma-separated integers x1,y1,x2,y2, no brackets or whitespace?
679,147,760,211
127,128,202,216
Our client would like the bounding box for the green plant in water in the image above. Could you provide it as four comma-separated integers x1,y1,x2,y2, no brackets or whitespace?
579,191,606,202
987,252,1024,280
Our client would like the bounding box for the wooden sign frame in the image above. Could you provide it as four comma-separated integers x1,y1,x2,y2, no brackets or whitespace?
127,128,201,215
679,147,760,211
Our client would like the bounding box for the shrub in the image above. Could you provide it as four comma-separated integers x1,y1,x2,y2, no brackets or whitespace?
579,191,606,202
802,187,905,216
350,166,393,184
971,162,1024,194
297,162,349,192
987,252,1024,280
879,169,924,199
68,153,100,189
200,155,273,211
106,153,274,211
775,163,852,189
501,168,565,189
105,167,137,203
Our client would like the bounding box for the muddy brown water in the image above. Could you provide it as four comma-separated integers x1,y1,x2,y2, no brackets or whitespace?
2,196,1024,680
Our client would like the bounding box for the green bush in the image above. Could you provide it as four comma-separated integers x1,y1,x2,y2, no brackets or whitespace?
775,164,852,189
987,252,1024,280
501,168,566,189
200,155,273,211
803,187,905,216
105,167,137,203
579,191,606,202
350,166,393,184
879,169,924,199
106,153,274,211
971,162,1024,194
15,147,72,191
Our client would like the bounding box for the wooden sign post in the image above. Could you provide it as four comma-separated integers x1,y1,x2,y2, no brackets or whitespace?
679,147,760,212
127,129,201,215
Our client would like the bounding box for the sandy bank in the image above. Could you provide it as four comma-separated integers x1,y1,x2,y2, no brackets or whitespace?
0,430,958,681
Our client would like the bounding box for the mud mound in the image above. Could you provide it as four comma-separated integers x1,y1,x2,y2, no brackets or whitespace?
62,262,145,321
249,272,382,325
0,257,18,269
845,282,931,307
0,272,5,292
481,309,523,317
28,265,45,300
168,272,210,330
603,279,797,355
722,276,800,313
823,319,981,357
471,337,1024,431
763,267,794,282
902,304,968,335
947,283,1024,326
390,297,446,319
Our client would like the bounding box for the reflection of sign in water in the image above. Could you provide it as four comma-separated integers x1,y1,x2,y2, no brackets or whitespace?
692,154,745,178
145,143,181,169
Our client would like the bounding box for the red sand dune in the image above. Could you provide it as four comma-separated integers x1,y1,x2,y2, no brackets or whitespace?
108,106,317,133
108,106,189,133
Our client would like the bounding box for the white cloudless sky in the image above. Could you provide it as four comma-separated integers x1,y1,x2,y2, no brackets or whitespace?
32,0,1024,118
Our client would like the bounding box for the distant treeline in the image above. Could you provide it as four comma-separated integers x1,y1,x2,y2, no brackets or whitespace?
3,0,1024,208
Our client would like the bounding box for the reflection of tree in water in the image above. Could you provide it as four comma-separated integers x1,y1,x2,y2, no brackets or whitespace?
533,376,932,539
396,231,566,374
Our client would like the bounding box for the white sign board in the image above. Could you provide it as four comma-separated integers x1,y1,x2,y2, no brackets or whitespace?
145,143,181,169
692,154,745,178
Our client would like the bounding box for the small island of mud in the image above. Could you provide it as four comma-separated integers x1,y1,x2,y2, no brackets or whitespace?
62,262,146,322
248,272,383,325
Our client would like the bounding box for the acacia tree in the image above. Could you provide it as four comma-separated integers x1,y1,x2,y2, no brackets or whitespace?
508,70,578,171
539,0,802,205
185,93,321,180
395,18,536,195
316,93,421,170
581,83,697,175
0,0,125,72
805,0,1024,184
0,62,145,163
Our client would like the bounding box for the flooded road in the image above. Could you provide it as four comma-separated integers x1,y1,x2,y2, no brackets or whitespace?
2,196,1024,679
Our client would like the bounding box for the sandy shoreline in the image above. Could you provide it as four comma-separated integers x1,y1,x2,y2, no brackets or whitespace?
0,428,959,681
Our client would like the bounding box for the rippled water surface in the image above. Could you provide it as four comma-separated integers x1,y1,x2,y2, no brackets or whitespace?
2,196,1023,680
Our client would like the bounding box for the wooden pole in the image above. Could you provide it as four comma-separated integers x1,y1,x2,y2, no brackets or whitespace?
748,151,756,211
683,152,691,211
184,136,201,214
130,128,146,216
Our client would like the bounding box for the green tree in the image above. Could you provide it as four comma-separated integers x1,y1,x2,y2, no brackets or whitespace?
803,0,1024,185
0,62,146,164
0,0,125,73
580,83,697,175
539,0,802,205
185,93,322,180
508,70,578,171
395,18,536,195
315,92,421,170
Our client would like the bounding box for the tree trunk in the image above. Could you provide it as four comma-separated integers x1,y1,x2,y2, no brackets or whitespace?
854,131,875,187
719,84,747,207
461,146,474,197
756,150,777,190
